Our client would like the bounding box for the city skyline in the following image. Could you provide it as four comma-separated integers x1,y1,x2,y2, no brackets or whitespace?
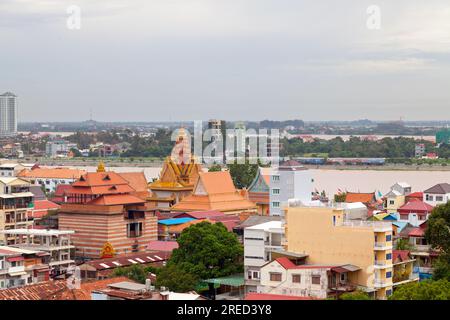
1,0,450,122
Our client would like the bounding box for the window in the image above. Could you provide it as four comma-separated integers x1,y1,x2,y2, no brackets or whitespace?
245,256,264,260
389,200,395,205
400,214,409,220
292,274,301,283
386,235,392,242
272,188,280,195
386,253,392,260
426,194,433,201
311,275,321,285
436,196,443,202
386,289,392,296
270,273,282,282
127,222,143,238
332,215,336,226
253,271,259,279
272,175,280,182
0,258,4,270
272,202,280,208
386,271,392,278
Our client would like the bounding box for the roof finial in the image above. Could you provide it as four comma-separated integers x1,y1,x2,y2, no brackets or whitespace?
97,161,106,172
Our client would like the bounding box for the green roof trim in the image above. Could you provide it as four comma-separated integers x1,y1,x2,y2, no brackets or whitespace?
202,274,245,287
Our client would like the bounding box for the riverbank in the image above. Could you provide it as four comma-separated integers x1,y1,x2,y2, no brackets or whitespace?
24,158,450,171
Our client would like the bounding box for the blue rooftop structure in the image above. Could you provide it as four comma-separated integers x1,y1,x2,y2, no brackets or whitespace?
158,217,196,226
392,221,408,233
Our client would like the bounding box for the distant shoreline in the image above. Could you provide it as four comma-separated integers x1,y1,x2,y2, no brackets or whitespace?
17,158,450,171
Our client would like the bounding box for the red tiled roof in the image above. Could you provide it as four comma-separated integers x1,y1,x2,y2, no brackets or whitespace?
275,258,336,270
392,250,411,263
0,280,67,300
399,201,434,214
407,192,423,199
85,251,171,270
27,200,60,219
34,200,60,210
408,228,425,237
147,240,179,252
245,293,315,300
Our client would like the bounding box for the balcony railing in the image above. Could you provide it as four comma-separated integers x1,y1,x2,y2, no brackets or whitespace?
8,266,25,274
340,220,391,231
412,245,431,252
374,242,392,249
374,260,388,266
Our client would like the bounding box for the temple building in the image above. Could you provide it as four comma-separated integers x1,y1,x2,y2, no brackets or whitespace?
171,171,257,215
247,167,271,215
58,171,157,259
147,128,202,211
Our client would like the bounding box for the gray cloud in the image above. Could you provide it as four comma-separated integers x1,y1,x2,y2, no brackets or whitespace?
1,0,450,122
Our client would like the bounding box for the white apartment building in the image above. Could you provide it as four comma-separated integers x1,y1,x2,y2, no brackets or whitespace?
269,160,313,216
423,183,450,206
1,229,75,277
0,92,17,137
244,221,286,293
0,246,50,289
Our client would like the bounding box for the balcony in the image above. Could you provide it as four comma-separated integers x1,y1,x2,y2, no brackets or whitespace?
374,242,393,250
8,265,26,276
329,283,357,292
411,245,431,253
374,260,393,269
393,273,420,286
374,279,392,288
340,220,391,232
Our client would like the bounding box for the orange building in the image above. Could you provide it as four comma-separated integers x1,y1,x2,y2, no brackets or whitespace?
147,129,202,211
58,171,157,259
171,171,257,215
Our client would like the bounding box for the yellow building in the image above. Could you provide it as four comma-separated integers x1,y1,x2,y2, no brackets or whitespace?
384,190,406,214
285,207,394,299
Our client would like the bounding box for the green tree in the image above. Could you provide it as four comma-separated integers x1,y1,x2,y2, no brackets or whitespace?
395,238,413,251
157,221,243,291
339,290,371,300
155,264,199,292
425,201,450,280
228,162,258,189
208,164,222,172
112,264,147,284
334,193,347,203
389,280,450,300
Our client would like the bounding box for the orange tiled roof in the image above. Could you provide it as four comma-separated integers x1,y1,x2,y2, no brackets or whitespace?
118,172,148,193
171,171,257,212
345,192,376,204
66,171,135,196
72,171,129,187
18,167,86,180
87,194,146,206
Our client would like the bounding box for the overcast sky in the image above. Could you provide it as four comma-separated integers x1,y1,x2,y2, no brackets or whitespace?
1,0,450,122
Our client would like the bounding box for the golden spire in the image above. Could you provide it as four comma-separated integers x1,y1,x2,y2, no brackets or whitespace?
97,161,106,172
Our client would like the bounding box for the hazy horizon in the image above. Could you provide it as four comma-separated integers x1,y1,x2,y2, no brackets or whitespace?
2,1,450,122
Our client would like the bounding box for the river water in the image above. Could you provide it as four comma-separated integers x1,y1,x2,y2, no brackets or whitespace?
45,165,450,197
